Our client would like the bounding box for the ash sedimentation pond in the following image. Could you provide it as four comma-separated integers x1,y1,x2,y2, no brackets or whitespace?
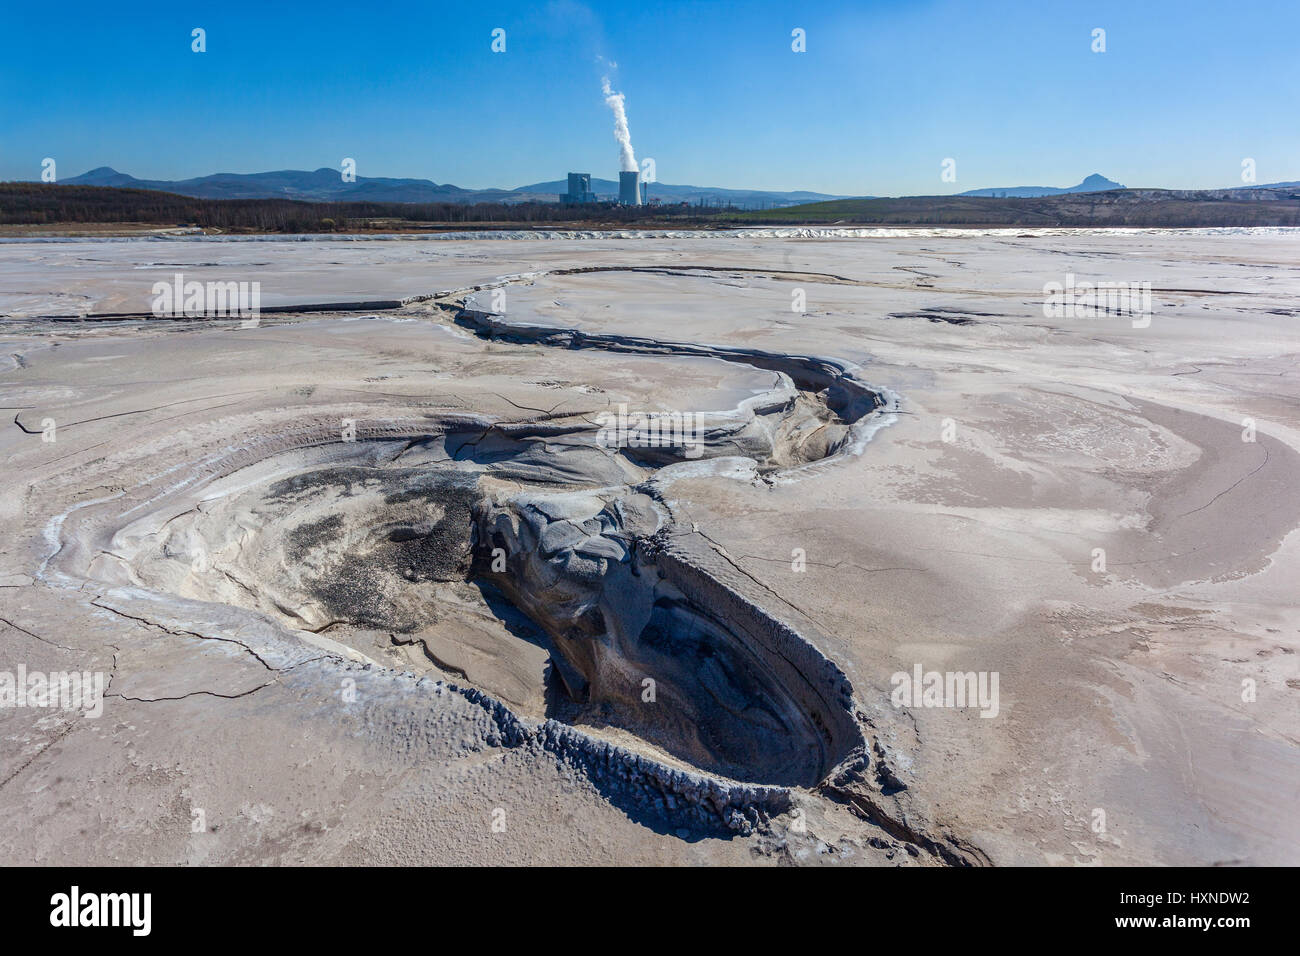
9,233,1299,864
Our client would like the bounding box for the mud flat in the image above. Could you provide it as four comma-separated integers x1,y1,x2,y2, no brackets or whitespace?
1,229,1298,865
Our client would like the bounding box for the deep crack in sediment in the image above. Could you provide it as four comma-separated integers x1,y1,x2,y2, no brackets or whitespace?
471,489,859,787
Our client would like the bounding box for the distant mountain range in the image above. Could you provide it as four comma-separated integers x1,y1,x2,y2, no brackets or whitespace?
44,167,1300,209
957,173,1300,198
63,166,508,203
958,173,1125,198
58,167,848,209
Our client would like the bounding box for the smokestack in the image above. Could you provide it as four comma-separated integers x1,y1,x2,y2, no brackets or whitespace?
601,78,638,173
619,170,641,206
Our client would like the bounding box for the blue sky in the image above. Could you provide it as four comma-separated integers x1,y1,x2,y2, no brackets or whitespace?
2,0,1297,196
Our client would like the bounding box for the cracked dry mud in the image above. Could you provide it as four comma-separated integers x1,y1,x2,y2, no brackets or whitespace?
1,230,1298,865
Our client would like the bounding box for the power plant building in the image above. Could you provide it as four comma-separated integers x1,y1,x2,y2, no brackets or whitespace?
561,173,597,205
558,170,643,205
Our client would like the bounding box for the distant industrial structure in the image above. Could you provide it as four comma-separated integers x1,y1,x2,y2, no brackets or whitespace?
561,173,597,205
559,171,645,206
619,170,642,206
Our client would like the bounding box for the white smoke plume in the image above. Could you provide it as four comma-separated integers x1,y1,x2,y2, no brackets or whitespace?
601,77,638,173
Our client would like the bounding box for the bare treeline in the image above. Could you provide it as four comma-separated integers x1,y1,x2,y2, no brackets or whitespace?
735,189,1300,228
0,184,728,231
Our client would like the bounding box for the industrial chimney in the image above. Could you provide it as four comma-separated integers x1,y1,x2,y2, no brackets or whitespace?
619,170,642,206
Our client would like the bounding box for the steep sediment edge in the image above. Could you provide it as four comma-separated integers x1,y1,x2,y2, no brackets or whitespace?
641,530,860,765
450,681,794,834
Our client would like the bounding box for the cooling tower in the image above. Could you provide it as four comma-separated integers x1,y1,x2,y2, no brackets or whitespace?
619,170,642,206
